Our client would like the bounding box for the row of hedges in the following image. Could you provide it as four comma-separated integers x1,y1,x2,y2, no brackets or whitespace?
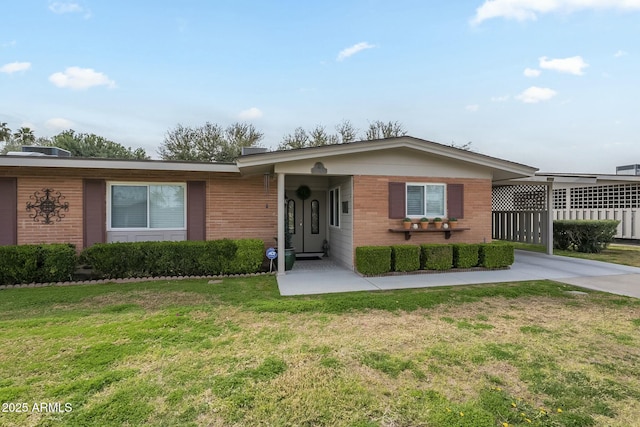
355,243,514,276
81,239,264,279
0,244,77,285
0,239,265,285
553,220,619,253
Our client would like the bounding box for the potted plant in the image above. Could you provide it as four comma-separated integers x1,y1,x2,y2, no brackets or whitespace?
448,217,458,229
433,217,443,229
402,217,412,230
420,217,429,229
284,228,296,270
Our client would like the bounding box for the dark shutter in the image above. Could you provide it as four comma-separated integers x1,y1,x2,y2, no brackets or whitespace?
83,179,106,248
0,178,17,245
447,184,464,219
388,182,406,219
187,181,206,241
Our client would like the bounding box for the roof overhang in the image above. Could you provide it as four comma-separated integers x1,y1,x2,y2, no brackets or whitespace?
237,136,538,181
0,155,240,173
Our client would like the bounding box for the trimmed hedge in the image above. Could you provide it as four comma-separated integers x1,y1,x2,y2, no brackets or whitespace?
479,243,514,269
553,220,619,253
421,244,453,271
81,239,264,279
355,246,392,275
0,244,77,285
452,243,480,268
391,245,421,272
355,243,515,275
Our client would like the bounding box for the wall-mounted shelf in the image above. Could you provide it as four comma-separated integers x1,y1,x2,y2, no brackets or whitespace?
388,227,470,241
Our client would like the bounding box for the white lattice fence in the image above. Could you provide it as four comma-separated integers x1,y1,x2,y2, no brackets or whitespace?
492,185,549,245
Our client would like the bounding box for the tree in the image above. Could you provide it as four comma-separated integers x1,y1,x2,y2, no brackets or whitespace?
278,127,310,151
335,120,358,144
13,127,35,144
48,130,149,159
450,141,474,151
0,122,11,143
365,120,407,140
159,122,263,162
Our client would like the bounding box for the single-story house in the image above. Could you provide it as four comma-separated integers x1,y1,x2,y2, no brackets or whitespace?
0,136,537,274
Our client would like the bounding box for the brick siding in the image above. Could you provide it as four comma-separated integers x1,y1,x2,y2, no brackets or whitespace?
352,175,493,249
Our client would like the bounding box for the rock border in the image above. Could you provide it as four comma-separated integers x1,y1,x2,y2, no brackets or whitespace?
0,271,277,290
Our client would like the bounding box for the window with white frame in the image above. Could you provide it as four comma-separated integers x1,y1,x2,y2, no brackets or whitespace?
329,187,340,227
406,183,445,218
109,183,186,230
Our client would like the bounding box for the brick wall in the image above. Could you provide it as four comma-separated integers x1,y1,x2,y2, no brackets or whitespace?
18,177,84,249
352,175,493,249
7,167,277,250
207,175,278,247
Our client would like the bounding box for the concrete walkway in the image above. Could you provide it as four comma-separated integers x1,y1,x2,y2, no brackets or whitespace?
276,251,640,298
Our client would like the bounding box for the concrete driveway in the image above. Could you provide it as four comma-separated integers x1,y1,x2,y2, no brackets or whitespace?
277,251,640,298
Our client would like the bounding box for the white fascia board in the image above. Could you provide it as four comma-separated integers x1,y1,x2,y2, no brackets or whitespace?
0,156,240,173
238,137,537,177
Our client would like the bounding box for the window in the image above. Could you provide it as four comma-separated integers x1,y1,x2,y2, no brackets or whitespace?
109,183,185,230
329,187,340,227
311,199,320,234
406,184,445,218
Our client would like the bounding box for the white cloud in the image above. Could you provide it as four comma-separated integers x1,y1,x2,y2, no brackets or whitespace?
472,0,640,25
516,86,557,103
337,42,375,61
238,107,263,120
614,49,628,57
49,67,116,90
539,56,588,75
491,95,510,102
524,67,541,77
465,104,479,112
45,118,75,130
49,2,92,18
0,61,31,74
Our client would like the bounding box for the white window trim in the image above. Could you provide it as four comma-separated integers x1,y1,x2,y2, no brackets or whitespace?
329,186,341,228
405,182,447,219
107,181,187,231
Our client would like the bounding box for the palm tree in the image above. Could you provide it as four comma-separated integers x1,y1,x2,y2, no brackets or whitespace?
0,122,11,143
13,127,35,145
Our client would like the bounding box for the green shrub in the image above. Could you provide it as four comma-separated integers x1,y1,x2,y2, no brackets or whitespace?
81,239,264,279
452,243,480,268
553,220,619,253
391,245,421,272
479,243,514,268
221,239,264,274
0,244,77,285
355,246,391,275
421,244,453,271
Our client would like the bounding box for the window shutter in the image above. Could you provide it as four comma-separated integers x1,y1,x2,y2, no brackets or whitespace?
83,179,106,248
447,184,464,219
0,177,17,245
187,181,206,241
388,182,406,219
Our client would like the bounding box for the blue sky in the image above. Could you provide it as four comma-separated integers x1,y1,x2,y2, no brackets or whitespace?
2,0,639,173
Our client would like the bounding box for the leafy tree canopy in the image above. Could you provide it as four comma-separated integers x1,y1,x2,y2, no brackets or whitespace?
159,122,263,162
46,130,149,159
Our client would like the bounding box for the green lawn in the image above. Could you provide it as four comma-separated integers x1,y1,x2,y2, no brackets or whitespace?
1,277,640,426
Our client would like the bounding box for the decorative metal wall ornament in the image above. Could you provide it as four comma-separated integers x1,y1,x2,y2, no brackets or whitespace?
26,188,69,224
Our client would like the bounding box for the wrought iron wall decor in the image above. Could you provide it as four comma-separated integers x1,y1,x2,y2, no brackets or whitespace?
26,188,69,224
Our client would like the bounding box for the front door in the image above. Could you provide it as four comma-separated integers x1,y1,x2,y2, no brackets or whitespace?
288,189,326,253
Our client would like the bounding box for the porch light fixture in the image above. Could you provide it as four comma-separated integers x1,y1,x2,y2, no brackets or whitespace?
26,188,69,224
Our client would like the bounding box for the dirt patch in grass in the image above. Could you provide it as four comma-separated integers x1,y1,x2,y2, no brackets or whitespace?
78,290,210,311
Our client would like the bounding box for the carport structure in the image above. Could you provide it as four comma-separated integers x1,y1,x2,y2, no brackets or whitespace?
491,175,605,254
